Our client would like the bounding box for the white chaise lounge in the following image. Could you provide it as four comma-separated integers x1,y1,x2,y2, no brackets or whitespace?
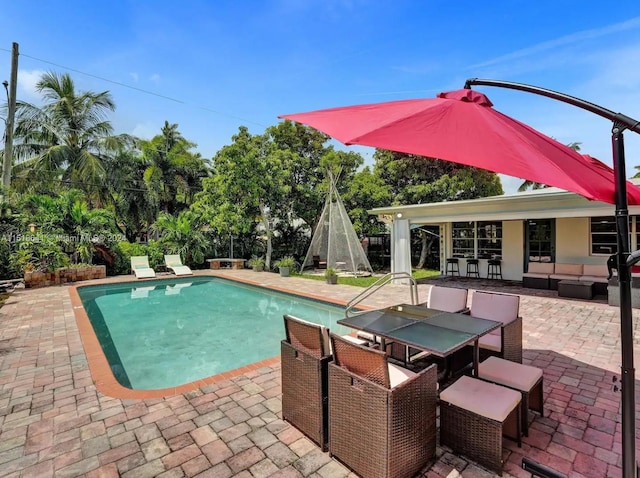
165,255,193,276
131,256,156,279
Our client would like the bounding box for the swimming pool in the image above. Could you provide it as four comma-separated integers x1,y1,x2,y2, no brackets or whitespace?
77,277,351,391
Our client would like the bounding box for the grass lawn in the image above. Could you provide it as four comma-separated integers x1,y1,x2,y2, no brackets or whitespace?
298,269,440,287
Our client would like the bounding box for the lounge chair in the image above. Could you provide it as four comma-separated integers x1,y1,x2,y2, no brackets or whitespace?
131,256,156,279
165,282,193,295
164,254,193,276
131,285,155,299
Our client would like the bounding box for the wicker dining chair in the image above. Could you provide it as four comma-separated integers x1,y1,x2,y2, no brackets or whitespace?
328,334,438,478
281,315,331,450
469,290,522,363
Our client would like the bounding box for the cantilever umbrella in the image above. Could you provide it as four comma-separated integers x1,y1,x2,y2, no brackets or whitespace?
281,85,640,477
280,88,640,205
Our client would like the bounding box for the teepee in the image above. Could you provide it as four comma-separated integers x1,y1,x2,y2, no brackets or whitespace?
301,172,373,274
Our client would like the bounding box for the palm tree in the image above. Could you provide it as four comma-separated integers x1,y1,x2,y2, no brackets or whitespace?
152,211,210,266
10,72,134,205
518,142,582,191
141,121,209,215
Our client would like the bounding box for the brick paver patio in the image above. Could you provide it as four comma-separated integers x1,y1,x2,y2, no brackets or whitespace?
1,269,639,477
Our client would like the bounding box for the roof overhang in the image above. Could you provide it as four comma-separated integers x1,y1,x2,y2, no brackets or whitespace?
369,182,640,224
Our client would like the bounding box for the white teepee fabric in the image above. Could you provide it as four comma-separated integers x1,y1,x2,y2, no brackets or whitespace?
301,173,373,274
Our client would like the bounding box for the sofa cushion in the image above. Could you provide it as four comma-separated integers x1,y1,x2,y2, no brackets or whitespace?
526,262,555,275
580,276,609,283
582,264,608,277
553,263,583,276
522,272,552,279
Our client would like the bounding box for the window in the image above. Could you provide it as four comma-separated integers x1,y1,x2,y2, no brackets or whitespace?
589,216,638,255
452,221,502,258
527,219,554,262
452,222,475,257
591,216,619,255
477,221,503,259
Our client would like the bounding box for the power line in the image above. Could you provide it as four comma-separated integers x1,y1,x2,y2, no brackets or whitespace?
0,47,267,128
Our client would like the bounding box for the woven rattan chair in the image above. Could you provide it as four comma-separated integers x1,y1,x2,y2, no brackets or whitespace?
470,290,522,363
281,315,331,450
328,334,437,478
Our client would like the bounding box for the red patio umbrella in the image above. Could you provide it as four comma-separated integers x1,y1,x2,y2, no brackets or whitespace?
280,88,640,205
281,83,640,478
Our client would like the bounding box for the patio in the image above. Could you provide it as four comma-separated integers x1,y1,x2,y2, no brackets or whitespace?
0,269,637,477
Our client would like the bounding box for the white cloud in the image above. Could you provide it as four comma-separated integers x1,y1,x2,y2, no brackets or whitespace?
17,69,45,102
131,122,157,140
130,72,139,82
470,16,640,70
149,73,160,84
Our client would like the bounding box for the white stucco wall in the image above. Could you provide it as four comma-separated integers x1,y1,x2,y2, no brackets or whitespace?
502,220,524,280
555,217,604,265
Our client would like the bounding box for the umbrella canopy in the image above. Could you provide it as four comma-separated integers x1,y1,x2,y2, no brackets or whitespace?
280,88,640,205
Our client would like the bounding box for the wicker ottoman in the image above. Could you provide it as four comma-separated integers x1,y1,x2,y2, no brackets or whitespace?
558,279,594,299
478,356,544,436
440,376,521,476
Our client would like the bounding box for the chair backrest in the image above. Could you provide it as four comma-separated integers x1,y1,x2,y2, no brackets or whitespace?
165,254,183,266
283,315,330,358
470,290,519,325
330,333,390,388
131,256,150,268
428,285,468,312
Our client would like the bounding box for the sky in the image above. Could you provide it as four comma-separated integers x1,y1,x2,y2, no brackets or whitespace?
2,0,640,194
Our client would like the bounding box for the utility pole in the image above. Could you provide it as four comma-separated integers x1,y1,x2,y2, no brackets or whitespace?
2,42,18,188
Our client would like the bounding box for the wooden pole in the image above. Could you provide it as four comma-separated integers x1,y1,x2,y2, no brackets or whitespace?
2,42,19,188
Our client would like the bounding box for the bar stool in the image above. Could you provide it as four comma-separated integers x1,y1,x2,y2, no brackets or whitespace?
487,259,502,279
446,258,460,276
466,259,480,278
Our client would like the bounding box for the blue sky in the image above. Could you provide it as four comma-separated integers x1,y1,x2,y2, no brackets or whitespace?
2,1,640,194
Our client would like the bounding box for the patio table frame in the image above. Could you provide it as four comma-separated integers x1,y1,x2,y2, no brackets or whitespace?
338,304,501,376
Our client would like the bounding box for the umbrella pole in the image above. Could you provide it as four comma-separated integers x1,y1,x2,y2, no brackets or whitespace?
465,78,639,478
613,128,636,478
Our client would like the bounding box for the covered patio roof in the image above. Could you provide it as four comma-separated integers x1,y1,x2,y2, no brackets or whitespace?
369,179,640,224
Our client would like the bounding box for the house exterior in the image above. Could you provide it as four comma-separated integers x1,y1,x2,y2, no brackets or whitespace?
369,179,640,281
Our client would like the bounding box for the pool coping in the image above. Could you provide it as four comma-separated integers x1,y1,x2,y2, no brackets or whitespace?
70,271,361,399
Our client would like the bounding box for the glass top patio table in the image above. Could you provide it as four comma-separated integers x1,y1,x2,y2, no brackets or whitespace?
338,305,501,357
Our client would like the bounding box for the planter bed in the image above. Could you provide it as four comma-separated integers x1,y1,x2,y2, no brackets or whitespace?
24,265,106,289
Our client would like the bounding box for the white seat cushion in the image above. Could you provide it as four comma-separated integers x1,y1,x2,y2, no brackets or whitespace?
387,363,416,388
341,335,369,346
440,376,521,422
409,350,432,362
479,333,502,352
478,356,543,391
356,331,376,342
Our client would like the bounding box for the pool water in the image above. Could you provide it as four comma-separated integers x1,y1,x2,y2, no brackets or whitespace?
78,277,351,390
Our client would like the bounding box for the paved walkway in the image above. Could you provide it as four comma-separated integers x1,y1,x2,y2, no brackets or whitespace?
0,270,638,477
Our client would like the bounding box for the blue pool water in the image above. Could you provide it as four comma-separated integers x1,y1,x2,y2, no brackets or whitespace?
78,277,351,390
